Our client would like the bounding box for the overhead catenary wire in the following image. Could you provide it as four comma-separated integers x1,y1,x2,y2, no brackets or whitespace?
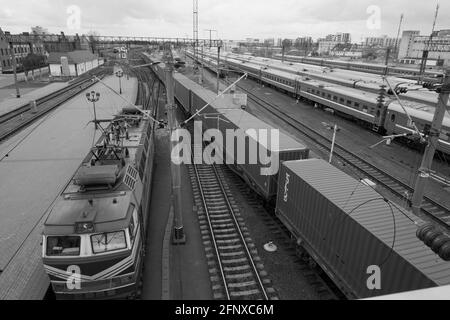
93,75,161,125
183,72,248,124
383,77,424,141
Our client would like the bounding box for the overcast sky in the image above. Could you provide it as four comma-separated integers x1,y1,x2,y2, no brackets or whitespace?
0,0,448,42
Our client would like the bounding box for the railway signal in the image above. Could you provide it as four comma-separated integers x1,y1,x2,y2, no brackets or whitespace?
86,91,100,129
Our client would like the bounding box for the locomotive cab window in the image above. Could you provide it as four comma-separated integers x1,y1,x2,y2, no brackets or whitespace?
390,114,396,122
46,236,81,256
91,231,127,253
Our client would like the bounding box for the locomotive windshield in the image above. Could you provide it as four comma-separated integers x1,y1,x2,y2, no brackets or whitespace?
46,236,81,256
91,231,127,253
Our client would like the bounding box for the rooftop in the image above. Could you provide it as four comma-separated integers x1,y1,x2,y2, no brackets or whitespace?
47,50,98,64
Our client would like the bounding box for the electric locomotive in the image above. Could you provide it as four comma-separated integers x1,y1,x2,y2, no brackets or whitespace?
41,108,154,299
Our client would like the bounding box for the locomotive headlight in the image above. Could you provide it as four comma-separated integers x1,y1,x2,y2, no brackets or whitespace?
75,222,95,234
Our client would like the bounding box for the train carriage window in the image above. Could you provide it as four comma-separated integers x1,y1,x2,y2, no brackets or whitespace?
354,102,360,108
327,94,331,99
346,100,352,106
46,236,80,256
339,98,345,103
390,114,396,122
362,105,368,113
91,231,127,254
333,96,338,101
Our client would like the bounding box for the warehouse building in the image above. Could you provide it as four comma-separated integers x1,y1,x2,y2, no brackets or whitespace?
47,50,103,77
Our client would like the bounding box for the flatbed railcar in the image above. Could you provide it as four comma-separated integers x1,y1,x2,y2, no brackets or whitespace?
186,50,450,157
276,159,450,299
42,107,155,299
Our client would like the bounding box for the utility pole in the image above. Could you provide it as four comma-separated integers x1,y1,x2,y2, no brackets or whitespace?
9,43,20,98
411,68,450,215
329,124,338,163
394,14,404,57
384,48,391,76
200,45,204,84
205,29,217,48
193,0,199,67
164,48,186,244
216,46,221,94
419,3,439,84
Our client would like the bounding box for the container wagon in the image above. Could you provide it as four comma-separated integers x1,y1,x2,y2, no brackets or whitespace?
202,108,309,200
276,158,450,299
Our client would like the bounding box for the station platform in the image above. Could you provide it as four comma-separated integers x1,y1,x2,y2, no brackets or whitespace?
141,94,212,300
0,73,138,300
0,82,68,116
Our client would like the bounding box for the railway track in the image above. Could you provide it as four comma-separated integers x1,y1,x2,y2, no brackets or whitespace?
0,68,110,142
221,166,341,300
231,80,450,229
189,157,278,300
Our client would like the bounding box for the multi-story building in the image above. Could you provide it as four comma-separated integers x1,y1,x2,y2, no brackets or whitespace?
294,36,313,47
0,28,46,73
263,38,275,46
0,29,9,72
318,32,351,55
276,38,283,47
398,30,450,66
365,35,399,48
318,40,338,55
43,32,90,53
324,33,351,43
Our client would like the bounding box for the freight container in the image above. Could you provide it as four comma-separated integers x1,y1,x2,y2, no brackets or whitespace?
174,73,242,115
173,74,193,114
203,108,309,200
276,159,450,299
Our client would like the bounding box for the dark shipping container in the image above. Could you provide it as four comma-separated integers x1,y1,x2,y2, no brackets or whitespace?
276,159,450,298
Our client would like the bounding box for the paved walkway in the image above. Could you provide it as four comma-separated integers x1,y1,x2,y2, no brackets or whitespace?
0,73,138,300
0,82,68,116
0,68,49,88
141,88,212,300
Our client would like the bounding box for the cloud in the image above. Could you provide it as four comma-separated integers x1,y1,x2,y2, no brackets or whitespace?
0,0,448,42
